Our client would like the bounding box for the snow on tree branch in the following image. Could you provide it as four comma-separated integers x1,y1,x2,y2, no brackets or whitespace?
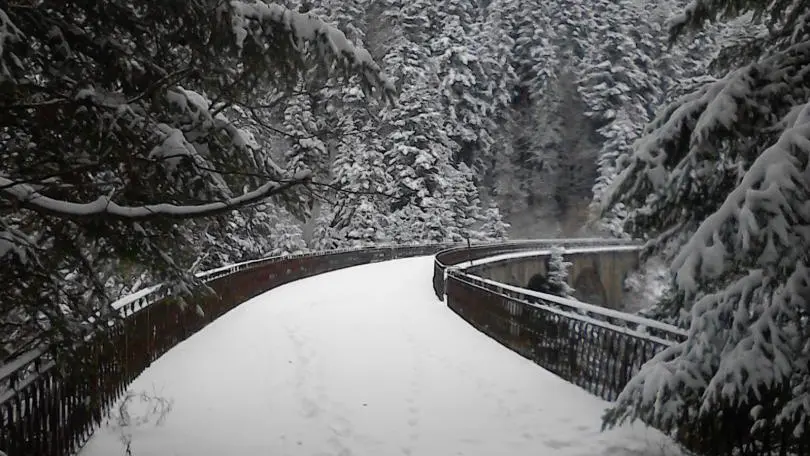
0,8,22,81
672,101,810,295
602,40,810,239
225,1,395,101
0,173,311,221
602,40,810,439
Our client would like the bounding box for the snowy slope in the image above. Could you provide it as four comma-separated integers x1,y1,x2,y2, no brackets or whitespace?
79,257,683,456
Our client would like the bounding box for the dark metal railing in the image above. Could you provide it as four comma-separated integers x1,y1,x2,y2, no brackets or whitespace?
443,269,681,401
0,244,449,456
431,238,637,300
461,274,687,343
439,242,810,456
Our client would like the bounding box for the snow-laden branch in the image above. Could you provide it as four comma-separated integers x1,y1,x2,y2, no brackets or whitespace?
0,8,22,81
605,102,810,431
226,0,396,100
0,172,311,221
601,40,810,232
672,101,810,295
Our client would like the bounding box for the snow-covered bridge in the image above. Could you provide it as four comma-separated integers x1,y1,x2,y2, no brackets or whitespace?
78,256,679,456
1,241,685,456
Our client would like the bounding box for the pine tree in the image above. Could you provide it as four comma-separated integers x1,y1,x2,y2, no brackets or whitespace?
477,0,520,193
546,248,576,298
311,208,342,251
479,0,520,121
432,0,494,170
490,124,529,218
375,0,464,243
266,207,308,255
324,118,392,247
600,0,810,448
586,0,722,237
479,200,510,240
282,90,331,180
508,0,557,102
0,0,392,356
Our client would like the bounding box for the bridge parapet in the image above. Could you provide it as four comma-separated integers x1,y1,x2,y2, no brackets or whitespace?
443,269,686,400
431,238,635,300
454,245,642,310
0,243,451,456
432,239,688,401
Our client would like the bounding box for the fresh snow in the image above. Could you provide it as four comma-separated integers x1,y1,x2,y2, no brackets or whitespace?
79,257,683,456
455,244,641,269
227,0,393,93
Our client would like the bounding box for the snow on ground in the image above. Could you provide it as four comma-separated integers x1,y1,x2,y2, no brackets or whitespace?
80,257,684,456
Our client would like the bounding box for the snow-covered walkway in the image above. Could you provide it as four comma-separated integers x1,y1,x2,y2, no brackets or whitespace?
80,257,682,456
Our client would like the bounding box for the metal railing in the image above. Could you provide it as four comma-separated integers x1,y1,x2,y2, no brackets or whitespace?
0,244,450,456
430,238,682,402
444,270,683,401
436,240,810,456
432,238,636,300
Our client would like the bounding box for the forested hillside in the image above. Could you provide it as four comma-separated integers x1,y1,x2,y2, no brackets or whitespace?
247,0,730,245
0,0,726,356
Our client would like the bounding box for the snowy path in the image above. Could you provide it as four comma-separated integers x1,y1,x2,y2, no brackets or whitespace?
80,257,682,456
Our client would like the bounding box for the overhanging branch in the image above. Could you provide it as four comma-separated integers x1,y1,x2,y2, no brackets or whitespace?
0,174,311,221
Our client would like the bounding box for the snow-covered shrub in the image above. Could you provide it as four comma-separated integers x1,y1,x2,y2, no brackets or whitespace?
546,247,576,298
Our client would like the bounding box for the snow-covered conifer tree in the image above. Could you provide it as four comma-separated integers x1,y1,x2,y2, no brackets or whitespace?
546,248,576,298
0,0,393,355
601,0,810,449
431,0,495,170
479,201,510,240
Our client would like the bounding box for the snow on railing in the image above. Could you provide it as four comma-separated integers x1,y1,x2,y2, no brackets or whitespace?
433,238,684,403
452,244,642,270
0,243,452,456
431,237,638,299
450,272,678,347
452,272,686,342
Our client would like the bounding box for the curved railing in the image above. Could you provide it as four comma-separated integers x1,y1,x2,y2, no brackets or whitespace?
444,269,685,400
7,238,772,456
434,241,810,456
0,244,452,456
432,238,634,299
431,240,686,402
